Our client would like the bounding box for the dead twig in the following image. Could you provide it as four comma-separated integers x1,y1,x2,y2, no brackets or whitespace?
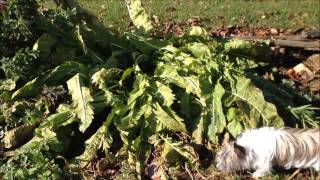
185,163,194,180
287,169,300,180
195,168,207,180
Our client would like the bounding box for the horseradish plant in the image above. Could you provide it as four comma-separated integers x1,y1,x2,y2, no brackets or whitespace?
0,0,318,178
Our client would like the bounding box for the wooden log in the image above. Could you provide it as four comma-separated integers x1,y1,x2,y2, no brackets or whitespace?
226,36,320,50
273,39,320,49
301,30,320,39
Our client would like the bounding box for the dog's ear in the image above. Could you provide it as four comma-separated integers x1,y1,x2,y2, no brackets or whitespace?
234,142,246,158
222,133,230,147
222,133,236,147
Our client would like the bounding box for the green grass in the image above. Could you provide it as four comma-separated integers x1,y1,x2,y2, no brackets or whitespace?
44,0,320,31
142,0,320,29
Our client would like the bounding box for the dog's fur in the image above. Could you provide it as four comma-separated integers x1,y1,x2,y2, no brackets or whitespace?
215,127,320,178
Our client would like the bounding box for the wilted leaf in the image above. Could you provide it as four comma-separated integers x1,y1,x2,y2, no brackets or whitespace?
2,123,38,149
75,111,114,167
160,135,198,164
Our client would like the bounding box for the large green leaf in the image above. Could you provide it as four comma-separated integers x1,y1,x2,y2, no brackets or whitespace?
153,81,175,107
226,108,245,137
207,78,227,143
155,64,202,99
226,73,284,127
11,75,47,100
153,103,187,133
129,131,153,175
112,75,150,134
75,25,105,63
91,68,122,107
248,75,294,107
67,73,95,132
39,109,75,130
135,141,152,175
186,42,211,58
116,102,150,131
33,33,57,59
126,74,149,107
191,115,206,144
12,61,88,99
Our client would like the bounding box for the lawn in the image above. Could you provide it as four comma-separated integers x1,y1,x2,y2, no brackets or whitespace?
44,0,320,31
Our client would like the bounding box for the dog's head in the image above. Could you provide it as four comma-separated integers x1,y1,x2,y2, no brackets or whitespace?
215,134,247,173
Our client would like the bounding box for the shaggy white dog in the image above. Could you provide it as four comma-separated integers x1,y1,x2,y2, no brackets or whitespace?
215,127,320,178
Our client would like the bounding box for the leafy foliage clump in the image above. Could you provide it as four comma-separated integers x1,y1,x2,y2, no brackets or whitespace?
1,48,40,82
0,143,63,180
0,0,319,179
0,0,39,57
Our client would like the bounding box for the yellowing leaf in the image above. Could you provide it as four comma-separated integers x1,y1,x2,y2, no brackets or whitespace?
188,26,209,37
2,123,37,149
0,79,16,92
125,0,153,33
